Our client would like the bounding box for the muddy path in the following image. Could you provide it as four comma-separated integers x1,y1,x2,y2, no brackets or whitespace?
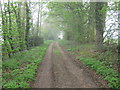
31,42,107,88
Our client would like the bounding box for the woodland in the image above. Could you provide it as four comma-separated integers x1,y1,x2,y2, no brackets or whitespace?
0,0,119,88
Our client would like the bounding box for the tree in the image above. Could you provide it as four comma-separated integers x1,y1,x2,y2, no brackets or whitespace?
47,2,95,43
95,2,107,50
1,1,44,60
25,2,31,49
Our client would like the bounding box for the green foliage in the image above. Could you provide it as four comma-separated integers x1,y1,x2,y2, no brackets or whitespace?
3,59,20,70
60,40,119,89
77,56,119,88
3,80,29,88
47,2,96,43
67,48,73,51
28,36,44,47
1,1,44,59
41,24,59,41
2,41,51,88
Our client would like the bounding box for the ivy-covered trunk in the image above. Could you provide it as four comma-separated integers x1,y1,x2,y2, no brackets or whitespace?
25,2,30,49
95,2,107,50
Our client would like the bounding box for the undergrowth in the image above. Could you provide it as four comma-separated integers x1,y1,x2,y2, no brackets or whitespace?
76,56,119,88
2,40,52,88
59,40,119,89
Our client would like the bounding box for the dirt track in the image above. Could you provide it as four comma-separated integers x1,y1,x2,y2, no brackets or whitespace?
31,42,107,88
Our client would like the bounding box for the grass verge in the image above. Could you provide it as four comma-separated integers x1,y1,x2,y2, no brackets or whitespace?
77,56,119,88
59,40,119,89
2,40,52,88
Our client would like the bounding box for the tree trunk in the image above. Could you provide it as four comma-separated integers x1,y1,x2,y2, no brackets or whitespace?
1,1,11,58
95,2,107,50
8,0,14,54
25,2,30,49
118,1,120,74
